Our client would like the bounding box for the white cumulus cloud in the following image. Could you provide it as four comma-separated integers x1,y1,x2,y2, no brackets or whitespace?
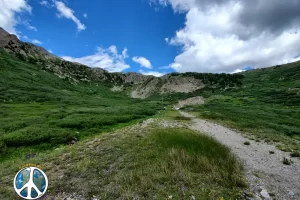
109,45,118,55
62,46,130,72
27,25,37,31
40,1,48,6
122,48,128,58
139,70,165,77
0,0,31,34
54,1,86,32
132,56,152,69
151,0,300,73
231,69,246,74
83,13,87,18
23,21,37,31
31,39,42,45
22,35,42,45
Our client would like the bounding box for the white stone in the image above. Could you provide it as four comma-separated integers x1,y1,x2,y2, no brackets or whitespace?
260,189,271,199
288,190,295,197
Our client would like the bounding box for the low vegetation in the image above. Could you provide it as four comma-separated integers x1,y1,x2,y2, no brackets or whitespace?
0,126,246,199
283,157,292,165
290,151,300,157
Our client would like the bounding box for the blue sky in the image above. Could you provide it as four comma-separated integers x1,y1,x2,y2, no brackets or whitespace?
3,0,186,76
1,0,300,75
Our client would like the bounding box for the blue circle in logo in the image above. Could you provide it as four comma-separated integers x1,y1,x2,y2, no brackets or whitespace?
14,167,48,200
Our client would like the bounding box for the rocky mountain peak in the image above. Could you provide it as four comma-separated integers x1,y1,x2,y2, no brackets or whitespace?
0,27,57,61
0,27,19,47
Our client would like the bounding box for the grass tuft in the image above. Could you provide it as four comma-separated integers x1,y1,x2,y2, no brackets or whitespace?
283,157,292,165
290,151,300,157
173,116,191,121
152,128,246,189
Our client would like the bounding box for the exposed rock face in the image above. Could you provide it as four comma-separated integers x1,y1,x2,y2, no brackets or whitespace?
120,72,152,84
175,96,205,109
0,27,57,61
130,75,205,99
130,77,160,99
160,75,204,93
0,28,19,47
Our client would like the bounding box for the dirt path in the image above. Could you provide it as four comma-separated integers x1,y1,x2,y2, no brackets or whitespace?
180,111,300,200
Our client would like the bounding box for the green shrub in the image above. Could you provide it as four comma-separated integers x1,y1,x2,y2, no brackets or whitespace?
283,157,292,165
290,151,300,157
0,140,7,154
1,126,75,147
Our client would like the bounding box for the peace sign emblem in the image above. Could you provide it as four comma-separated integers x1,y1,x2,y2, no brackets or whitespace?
14,167,48,199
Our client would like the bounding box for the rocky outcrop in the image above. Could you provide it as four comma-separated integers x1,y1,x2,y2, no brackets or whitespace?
160,75,205,93
0,27,57,61
174,96,205,109
130,75,205,99
120,72,153,84
0,27,19,47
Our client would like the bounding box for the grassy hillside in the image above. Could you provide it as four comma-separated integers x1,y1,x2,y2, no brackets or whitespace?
0,51,161,160
182,61,300,151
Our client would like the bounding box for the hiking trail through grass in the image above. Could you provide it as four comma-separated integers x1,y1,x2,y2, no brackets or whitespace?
180,111,300,199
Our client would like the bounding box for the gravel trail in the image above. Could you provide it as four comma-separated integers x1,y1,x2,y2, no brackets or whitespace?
180,111,300,200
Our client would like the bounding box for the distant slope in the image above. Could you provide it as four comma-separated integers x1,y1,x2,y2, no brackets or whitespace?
181,60,300,152
239,61,300,105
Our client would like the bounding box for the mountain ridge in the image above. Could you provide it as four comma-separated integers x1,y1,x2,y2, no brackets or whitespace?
0,27,153,84
0,27,244,98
